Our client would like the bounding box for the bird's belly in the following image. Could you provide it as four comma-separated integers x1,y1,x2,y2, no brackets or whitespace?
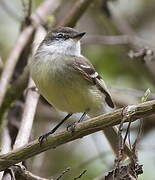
40,78,102,113
31,59,103,113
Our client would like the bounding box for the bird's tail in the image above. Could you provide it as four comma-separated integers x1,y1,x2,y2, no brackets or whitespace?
88,105,132,160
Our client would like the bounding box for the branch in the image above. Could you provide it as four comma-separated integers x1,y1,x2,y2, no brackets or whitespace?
0,100,155,171
12,165,49,180
0,0,62,108
0,26,34,107
110,11,155,82
57,0,95,27
0,67,29,121
56,167,71,180
83,34,154,47
74,169,87,180
13,78,39,149
0,125,11,179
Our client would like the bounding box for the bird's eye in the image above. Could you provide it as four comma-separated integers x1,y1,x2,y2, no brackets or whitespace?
57,33,63,38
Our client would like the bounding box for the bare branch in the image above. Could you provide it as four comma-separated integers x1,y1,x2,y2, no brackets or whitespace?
0,0,62,108
0,125,11,179
13,78,39,149
12,165,49,180
0,99,155,171
21,0,33,27
83,34,154,48
27,0,32,20
57,0,95,27
110,11,155,83
0,26,34,107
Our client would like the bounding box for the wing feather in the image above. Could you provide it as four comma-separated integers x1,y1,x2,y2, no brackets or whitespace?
72,56,114,108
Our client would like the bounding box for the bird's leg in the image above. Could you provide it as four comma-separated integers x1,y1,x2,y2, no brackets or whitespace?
39,113,72,145
67,109,89,132
77,111,87,123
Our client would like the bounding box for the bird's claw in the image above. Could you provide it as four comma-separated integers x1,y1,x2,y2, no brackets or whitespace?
67,122,77,132
38,133,50,146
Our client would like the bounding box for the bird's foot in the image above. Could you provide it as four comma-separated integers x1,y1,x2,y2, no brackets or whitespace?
38,131,53,146
67,122,77,132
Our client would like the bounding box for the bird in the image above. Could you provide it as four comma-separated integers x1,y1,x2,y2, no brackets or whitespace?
30,27,130,157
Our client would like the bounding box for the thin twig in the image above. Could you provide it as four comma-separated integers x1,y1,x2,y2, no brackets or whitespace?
21,0,33,27
27,0,32,20
56,167,71,180
110,11,155,83
124,121,132,150
73,170,87,180
83,34,155,49
0,100,155,171
114,117,125,179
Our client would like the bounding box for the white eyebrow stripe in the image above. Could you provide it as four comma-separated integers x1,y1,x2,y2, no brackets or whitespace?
90,72,98,78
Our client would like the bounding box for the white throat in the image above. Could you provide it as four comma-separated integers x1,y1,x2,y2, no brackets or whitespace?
39,39,81,57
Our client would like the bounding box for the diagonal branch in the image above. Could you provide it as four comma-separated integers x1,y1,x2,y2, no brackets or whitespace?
0,99,155,171
0,26,35,107
57,0,95,27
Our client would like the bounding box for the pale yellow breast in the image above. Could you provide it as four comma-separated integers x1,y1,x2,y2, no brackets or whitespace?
30,55,104,113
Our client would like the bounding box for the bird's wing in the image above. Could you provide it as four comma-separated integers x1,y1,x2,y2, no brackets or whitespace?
72,56,114,108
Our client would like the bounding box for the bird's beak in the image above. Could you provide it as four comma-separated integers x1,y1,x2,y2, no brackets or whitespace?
71,32,86,40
